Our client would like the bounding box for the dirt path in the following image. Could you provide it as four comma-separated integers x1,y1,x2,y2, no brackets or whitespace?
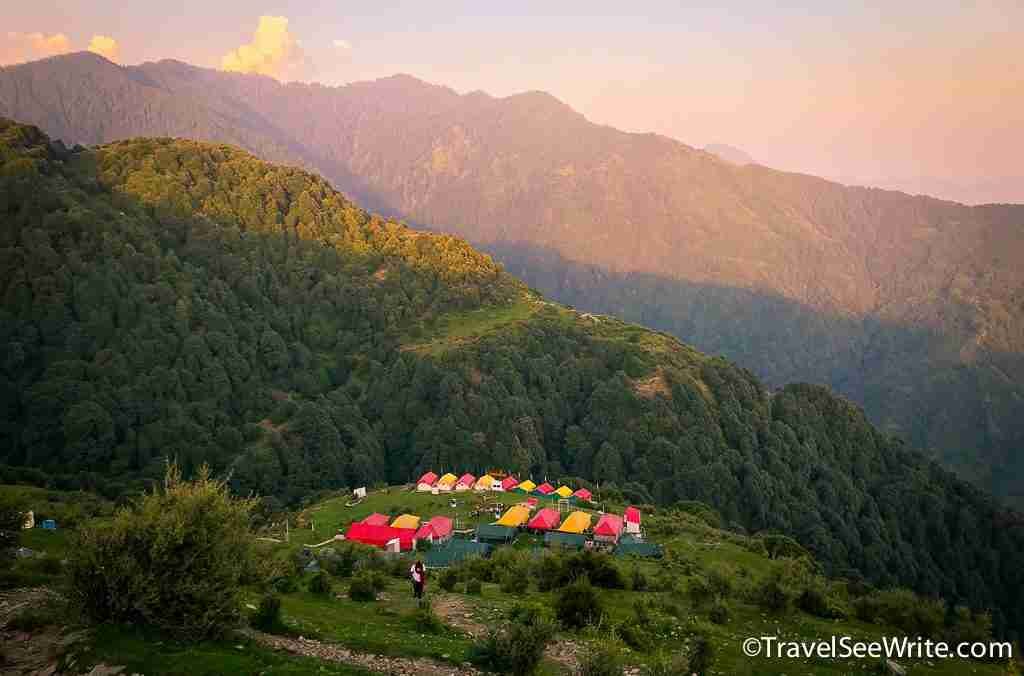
245,629,482,676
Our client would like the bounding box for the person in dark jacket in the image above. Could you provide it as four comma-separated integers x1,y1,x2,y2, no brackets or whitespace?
410,559,426,599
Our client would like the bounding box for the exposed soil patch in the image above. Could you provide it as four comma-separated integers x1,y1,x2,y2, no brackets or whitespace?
431,595,484,637
632,368,672,399
246,629,481,676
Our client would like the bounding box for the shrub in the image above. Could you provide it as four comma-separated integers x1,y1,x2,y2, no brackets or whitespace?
349,572,378,602
853,589,944,637
466,577,483,595
66,463,257,640
706,566,733,599
620,621,654,651
309,571,332,595
555,576,604,629
562,551,624,589
438,568,459,592
251,594,284,633
688,631,714,675
757,576,793,614
797,582,847,620
535,553,564,592
500,572,529,594
687,575,714,608
469,615,556,675
646,652,690,676
412,597,444,633
272,575,298,594
574,643,622,676
630,566,649,592
708,600,729,625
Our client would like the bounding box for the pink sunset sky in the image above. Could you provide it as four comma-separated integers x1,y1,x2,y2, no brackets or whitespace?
2,0,1021,203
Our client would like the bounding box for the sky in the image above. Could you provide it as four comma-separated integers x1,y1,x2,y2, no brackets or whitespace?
3,0,1022,202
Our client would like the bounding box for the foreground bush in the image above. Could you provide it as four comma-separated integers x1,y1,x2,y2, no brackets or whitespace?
348,572,378,602
469,613,556,675
555,575,604,629
251,594,284,633
573,643,622,676
309,571,333,595
67,463,256,640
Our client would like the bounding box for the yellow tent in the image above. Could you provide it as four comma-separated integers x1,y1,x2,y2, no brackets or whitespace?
495,505,531,527
437,473,458,489
558,511,592,533
554,485,573,498
475,474,494,491
391,514,420,529
517,479,537,492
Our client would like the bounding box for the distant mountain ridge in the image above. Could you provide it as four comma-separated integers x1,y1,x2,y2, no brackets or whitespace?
2,52,1023,506
703,143,756,165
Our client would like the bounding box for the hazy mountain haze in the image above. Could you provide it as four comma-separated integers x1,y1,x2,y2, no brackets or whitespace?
2,1,1022,203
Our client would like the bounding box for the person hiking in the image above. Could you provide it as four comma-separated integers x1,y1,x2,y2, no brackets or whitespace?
410,559,426,599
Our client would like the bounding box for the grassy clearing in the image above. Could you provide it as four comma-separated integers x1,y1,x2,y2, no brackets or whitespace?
401,296,539,355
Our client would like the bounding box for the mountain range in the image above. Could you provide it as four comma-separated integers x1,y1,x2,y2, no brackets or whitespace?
2,117,1023,638
1,52,1022,508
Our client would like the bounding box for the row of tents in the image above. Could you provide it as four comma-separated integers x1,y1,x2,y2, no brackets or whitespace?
416,472,594,502
491,505,641,543
343,513,455,552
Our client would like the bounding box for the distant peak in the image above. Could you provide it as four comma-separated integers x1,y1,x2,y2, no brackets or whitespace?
704,143,756,166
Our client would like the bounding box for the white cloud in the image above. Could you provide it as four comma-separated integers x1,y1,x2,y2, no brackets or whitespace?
221,16,309,81
87,34,120,62
0,31,72,65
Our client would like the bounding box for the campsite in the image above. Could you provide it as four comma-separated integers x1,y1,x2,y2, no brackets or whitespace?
1,478,1014,676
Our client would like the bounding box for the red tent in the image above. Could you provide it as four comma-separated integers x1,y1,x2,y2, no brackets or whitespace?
456,473,476,488
361,513,390,526
573,488,593,502
625,506,641,525
415,516,453,542
593,514,624,542
344,522,417,550
427,515,453,539
526,497,539,507
534,482,554,495
417,471,439,486
527,507,561,531
501,476,519,491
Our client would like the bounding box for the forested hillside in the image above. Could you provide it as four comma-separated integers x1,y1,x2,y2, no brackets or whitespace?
1,118,1022,639
2,53,1022,506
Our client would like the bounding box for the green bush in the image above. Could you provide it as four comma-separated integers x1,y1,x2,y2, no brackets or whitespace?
500,572,529,594
645,652,690,676
797,582,847,620
466,577,483,595
66,463,257,640
708,600,729,625
555,576,604,629
706,566,733,599
438,568,459,592
348,572,378,602
309,571,333,595
619,621,654,651
853,589,944,637
757,576,794,614
630,566,649,592
687,575,713,607
535,553,564,592
562,551,624,589
412,597,444,633
251,594,284,633
688,630,714,675
469,614,557,675
574,643,622,676
272,575,298,594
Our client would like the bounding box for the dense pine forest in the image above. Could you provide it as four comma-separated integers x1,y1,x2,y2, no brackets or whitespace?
0,118,1022,640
